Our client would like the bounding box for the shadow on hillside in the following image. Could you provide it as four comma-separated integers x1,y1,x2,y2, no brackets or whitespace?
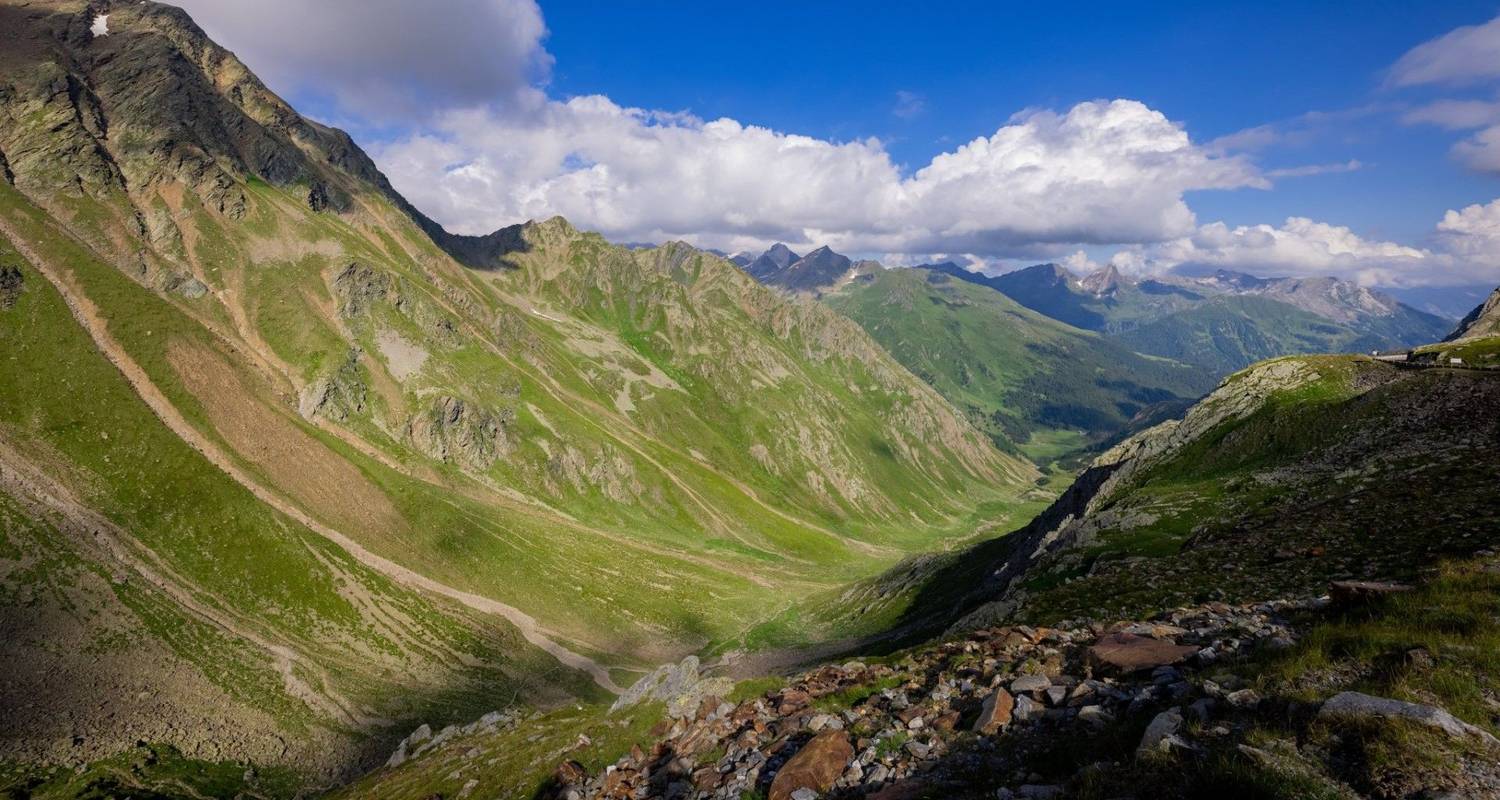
860,463,1125,656
432,222,534,272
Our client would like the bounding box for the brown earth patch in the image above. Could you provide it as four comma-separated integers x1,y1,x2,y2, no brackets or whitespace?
166,338,404,538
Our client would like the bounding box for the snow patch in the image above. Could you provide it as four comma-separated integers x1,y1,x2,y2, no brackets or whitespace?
90,14,109,37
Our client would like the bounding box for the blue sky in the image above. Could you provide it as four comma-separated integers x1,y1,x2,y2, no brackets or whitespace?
538,1,1496,243
178,0,1500,293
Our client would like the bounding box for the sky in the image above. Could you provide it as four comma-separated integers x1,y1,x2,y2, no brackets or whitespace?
171,0,1500,293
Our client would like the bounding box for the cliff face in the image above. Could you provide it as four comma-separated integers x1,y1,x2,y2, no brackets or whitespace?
1447,286,1500,341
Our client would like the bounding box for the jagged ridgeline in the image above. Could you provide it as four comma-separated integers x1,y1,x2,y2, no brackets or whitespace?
0,0,1038,785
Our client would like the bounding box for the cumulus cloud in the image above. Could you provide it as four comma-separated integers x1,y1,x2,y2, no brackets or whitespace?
172,0,551,121
376,97,1263,255
1388,14,1500,87
1437,197,1500,257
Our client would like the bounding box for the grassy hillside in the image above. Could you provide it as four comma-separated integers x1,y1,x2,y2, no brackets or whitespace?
824,267,1212,459
0,221,601,783
949,348,1500,628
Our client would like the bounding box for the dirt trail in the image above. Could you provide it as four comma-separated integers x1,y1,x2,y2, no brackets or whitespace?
0,217,623,695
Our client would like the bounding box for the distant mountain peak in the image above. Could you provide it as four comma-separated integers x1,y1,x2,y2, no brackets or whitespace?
1080,264,1127,295
743,243,801,280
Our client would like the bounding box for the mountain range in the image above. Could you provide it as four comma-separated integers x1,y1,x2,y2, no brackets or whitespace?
2,2,1499,799
927,261,1452,372
732,241,1450,453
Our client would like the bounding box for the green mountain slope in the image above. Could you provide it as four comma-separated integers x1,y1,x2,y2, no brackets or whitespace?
0,0,1038,784
823,267,1213,457
0,215,601,782
1111,294,1389,375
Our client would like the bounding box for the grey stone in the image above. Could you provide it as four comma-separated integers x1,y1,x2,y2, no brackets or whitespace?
1319,691,1499,744
1010,675,1050,694
1137,708,1184,756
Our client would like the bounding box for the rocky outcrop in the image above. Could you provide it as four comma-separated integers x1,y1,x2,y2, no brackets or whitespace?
384,710,520,770
611,656,735,720
332,262,395,318
298,348,367,422
0,263,22,308
405,396,514,471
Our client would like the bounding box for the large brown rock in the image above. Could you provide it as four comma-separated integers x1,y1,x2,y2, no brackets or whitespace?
776,688,812,715
768,731,853,800
1086,632,1197,673
973,688,1015,734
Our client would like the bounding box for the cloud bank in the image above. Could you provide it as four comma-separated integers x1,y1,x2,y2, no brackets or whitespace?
375,97,1263,257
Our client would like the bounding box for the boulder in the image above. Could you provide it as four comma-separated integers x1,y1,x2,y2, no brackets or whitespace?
769,731,853,800
1010,675,1051,694
1086,633,1198,674
1137,707,1185,756
1318,691,1498,745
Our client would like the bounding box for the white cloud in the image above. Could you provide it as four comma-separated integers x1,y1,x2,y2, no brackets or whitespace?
171,0,551,121
1111,210,1500,288
1437,198,1500,256
1451,125,1500,173
1389,14,1500,87
1157,218,1425,285
1265,160,1363,178
376,97,1263,256
168,1,1495,287
892,91,926,119
1402,98,1500,175
1402,98,1500,129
